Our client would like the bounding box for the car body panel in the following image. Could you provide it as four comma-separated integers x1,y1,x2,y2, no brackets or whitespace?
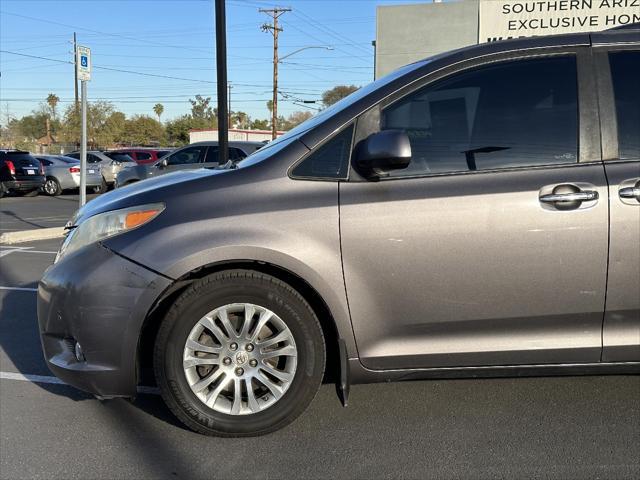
340,163,609,369
37,242,172,397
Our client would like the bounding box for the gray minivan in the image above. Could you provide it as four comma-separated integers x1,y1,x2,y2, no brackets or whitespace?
38,29,640,437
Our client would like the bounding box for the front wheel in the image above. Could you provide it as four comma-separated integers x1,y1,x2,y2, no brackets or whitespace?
154,270,326,437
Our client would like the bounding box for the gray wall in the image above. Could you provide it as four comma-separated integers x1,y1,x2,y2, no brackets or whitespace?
375,1,479,78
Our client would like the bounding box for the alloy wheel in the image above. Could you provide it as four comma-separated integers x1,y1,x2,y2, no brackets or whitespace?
182,303,297,416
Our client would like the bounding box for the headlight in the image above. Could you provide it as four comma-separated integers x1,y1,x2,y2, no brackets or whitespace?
55,203,165,263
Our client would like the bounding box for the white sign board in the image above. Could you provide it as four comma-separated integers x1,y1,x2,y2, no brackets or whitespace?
479,0,640,43
77,45,91,81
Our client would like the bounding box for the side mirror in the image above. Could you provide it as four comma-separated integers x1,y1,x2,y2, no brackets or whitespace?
354,130,411,178
158,158,168,168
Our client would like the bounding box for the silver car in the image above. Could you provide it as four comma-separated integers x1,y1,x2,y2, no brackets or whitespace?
35,155,103,196
66,151,136,188
115,141,263,188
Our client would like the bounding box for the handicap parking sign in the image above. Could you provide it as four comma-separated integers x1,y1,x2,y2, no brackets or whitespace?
77,45,91,81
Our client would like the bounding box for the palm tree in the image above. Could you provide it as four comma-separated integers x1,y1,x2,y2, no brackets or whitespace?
46,93,59,120
153,103,164,123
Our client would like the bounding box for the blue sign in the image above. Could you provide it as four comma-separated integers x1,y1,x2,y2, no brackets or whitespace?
81,55,88,67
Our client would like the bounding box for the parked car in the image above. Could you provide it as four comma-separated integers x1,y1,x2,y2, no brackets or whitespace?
0,150,45,198
35,155,104,196
39,29,640,437
109,148,173,165
66,151,135,189
114,141,262,188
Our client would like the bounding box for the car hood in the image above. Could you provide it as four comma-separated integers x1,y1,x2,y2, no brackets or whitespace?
71,168,228,225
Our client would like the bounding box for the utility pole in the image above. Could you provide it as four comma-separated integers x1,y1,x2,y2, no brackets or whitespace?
260,7,290,140
215,0,229,165
73,33,79,117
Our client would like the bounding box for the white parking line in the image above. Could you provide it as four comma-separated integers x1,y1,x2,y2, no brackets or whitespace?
0,371,160,395
0,286,38,292
0,247,57,257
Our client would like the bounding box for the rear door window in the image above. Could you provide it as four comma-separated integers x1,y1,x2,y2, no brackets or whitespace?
136,152,152,161
609,51,640,160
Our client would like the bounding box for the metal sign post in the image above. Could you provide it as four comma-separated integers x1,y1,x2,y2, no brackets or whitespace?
77,45,91,207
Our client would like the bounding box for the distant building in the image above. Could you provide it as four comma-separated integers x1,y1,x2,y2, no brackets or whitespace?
375,0,639,78
189,128,286,144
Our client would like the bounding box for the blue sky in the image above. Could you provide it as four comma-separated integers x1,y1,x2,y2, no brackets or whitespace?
0,0,426,123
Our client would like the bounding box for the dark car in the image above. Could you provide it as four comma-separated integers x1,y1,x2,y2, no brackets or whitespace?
114,141,262,188
109,148,173,165
39,29,640,437
0,150,45,197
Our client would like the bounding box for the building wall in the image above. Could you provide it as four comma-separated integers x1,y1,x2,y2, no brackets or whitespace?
375,0,639,79
189,129,284,144
375,1,479,78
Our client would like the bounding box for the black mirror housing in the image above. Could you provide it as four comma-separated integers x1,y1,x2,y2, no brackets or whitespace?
354,130,412,178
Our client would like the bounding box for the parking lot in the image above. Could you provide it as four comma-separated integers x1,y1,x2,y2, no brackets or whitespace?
0,193,98,233
0,226,638,478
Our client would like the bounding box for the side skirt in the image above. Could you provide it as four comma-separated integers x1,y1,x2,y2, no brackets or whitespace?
348,358,640,385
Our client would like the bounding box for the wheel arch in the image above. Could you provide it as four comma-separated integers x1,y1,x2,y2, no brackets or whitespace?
137,260,344,387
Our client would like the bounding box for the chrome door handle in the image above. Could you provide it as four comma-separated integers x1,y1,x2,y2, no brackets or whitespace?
619,187,640,199
539,191,598,203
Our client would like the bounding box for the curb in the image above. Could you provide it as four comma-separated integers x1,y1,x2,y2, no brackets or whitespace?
0,227,65,245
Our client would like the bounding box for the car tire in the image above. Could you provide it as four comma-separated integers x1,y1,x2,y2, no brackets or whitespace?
154,269,326,437
43,178,62,196
92,177,108,194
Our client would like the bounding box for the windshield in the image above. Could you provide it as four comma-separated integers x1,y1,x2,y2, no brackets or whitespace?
255,61,428,152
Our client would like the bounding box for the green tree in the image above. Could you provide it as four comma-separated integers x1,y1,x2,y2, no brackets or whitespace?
285,110,313,129
124,115,165,145
250,118,269,130
165,114,211,146
46,93,60,120
59,101,118,148
153,103,164,123
189,95,215,121
321,85,359,107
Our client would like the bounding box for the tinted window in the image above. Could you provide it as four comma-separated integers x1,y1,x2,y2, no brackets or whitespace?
229,148,247,161
56,156,78,164
88,154,102,164
105,152,134,162
66,152,80,159
609,51,640,160
157,150,171,158
205,147,219,165
136,152,152,160
292,124,353,179
167,146,206,165
39,158,52,166
4,152,39,166
381,56,578,177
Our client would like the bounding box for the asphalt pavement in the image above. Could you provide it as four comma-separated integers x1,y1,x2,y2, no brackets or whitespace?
0,193,98,233
0,239,639,479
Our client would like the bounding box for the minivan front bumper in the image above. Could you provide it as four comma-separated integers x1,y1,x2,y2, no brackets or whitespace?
37,243,172,397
